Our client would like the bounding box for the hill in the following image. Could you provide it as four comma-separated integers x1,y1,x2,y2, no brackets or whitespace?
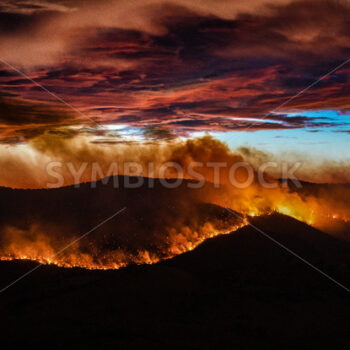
0,213,349,348
0,175,242,268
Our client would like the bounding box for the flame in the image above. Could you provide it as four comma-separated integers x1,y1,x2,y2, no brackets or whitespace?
0,135,349,269
0,219,246,270
1,181,349,270
0,196,348,270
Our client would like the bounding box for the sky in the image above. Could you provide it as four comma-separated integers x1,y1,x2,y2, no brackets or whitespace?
0,0,350,163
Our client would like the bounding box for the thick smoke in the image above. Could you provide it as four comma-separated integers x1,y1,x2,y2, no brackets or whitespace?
0,177,245,269
0,134,252,188
0,133,350,270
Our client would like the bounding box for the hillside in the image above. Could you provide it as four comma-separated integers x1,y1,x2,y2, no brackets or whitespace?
0,214,349,348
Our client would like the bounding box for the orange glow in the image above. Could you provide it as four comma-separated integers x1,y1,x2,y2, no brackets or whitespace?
0,192,348,271
0,222,246,270
0,136,349,270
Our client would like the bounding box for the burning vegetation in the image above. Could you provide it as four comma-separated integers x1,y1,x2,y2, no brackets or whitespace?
0,173,349,270
0,136,349,269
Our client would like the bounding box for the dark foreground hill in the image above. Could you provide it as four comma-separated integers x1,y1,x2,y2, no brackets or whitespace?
0,213,349,349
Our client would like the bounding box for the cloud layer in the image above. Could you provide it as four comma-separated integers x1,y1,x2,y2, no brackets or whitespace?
1,0,350,141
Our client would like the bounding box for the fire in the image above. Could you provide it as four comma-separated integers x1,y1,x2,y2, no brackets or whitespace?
1,181,349,270
0,218,246,270
247,209,259,217
0,132,350,270
2,188,347,271
0,196,348,270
